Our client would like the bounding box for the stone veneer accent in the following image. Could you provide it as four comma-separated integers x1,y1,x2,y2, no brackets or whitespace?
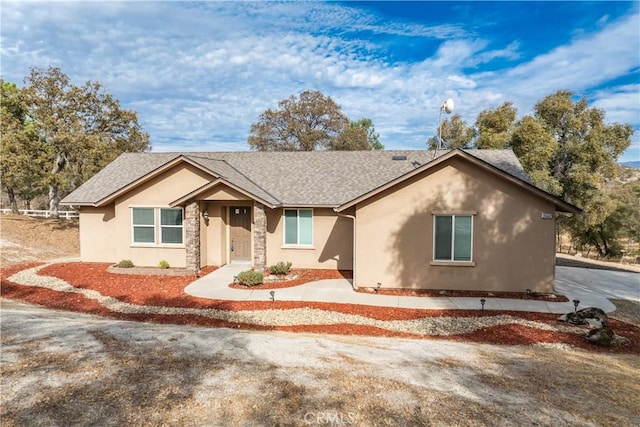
185,201,201,272
253,202,267,271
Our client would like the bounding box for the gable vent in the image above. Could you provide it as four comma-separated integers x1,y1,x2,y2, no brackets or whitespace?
392,155,407,161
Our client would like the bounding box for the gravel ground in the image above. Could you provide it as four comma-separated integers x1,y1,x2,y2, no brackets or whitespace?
1,299,639,427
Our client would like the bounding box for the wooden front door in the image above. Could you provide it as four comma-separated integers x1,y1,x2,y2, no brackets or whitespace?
230,206,251,261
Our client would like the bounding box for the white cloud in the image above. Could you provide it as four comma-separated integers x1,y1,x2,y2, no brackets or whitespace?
591,85,640,125
489,11,639,99
1,1,637,162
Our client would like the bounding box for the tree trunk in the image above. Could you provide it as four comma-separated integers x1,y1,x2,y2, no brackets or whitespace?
48,151,67,219
593,240,605,258
6,186,19,214
49,183,59,218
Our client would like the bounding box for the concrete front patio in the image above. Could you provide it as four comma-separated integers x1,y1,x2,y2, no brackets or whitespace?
185,264,640,314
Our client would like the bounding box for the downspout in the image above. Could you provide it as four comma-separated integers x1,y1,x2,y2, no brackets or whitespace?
335,209,357,290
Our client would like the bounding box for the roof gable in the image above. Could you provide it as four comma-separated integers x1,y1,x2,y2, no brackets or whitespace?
170,179,277,208
335,149,581,214
88,155,219,207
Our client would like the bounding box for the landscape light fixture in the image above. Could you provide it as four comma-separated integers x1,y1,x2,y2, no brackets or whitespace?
573,299,580,312
437,98,455,150
270,290,275,301
480,298,486,311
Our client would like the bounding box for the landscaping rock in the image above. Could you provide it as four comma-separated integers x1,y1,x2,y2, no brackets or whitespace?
557,307,608,328
586,327,615,346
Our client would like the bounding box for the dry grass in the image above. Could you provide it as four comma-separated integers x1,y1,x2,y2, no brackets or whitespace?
0,215,79,266
2,214,640,426
2,311,639,427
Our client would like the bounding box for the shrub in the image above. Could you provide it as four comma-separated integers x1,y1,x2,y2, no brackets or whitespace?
269,261,292,276
158,260,170,269
236,270,263,287
116,259,134,268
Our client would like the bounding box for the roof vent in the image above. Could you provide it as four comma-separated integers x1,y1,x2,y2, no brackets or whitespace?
392,155,407,161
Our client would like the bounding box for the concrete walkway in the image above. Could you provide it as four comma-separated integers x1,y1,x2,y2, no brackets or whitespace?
185,264,640,314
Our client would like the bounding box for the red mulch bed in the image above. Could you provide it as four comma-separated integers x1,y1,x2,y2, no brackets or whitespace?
230,269,352,290
1,262,638,354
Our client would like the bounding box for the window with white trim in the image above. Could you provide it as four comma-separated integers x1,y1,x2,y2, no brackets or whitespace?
284,209,313,246
131,207,183,245
132,208,156,244
160,208,183,244
433,214,473,261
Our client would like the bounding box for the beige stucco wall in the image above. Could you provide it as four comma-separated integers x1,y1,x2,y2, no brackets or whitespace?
90,163,214,268
354,157,557,293
265,207,353,270
79,205,117,262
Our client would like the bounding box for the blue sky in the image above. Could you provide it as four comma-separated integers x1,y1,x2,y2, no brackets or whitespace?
1,1,639,162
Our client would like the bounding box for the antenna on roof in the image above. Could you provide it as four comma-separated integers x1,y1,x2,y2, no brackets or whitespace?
431,98,455,159
437,98,454,150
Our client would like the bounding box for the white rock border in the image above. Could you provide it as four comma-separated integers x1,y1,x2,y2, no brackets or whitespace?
8,263,586,337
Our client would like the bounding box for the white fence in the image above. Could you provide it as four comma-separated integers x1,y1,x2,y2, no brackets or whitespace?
0,209,79,219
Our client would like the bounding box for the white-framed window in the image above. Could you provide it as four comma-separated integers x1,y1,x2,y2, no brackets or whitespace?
160,208,183,244
131,207,183,245
283,209,313,246
433,214,473,262
132,208,156,244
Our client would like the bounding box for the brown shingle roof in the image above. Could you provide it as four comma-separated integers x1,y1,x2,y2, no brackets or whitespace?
61,149,532,207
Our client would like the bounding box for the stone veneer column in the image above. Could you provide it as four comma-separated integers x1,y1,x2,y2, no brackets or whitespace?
253,202,267,271
185,201,201,273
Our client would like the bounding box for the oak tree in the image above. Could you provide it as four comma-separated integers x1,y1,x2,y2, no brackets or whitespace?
0,81,45,213
248,90,382,151
20,67,150,217
427,114,475,149
249,90,348,151
474,102,517,149
331,118,384,151
473,91,633,256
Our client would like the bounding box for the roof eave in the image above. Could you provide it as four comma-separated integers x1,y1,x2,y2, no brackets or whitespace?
59,201,96,207
280,204,341,209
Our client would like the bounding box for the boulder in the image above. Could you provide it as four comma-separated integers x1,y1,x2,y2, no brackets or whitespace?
557,307,608,328
586,327,615,346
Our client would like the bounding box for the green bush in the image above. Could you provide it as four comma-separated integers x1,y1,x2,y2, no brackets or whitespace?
269,261,292,276
236,270,263,287
116,259,134,268
158,260,170,269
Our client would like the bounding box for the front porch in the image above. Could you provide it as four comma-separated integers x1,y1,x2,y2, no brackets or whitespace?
183,199,268,274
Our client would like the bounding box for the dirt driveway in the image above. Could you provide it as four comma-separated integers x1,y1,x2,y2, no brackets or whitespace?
2,299,639,427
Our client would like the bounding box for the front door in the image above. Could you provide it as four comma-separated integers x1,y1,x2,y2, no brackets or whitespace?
230,206,251,261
